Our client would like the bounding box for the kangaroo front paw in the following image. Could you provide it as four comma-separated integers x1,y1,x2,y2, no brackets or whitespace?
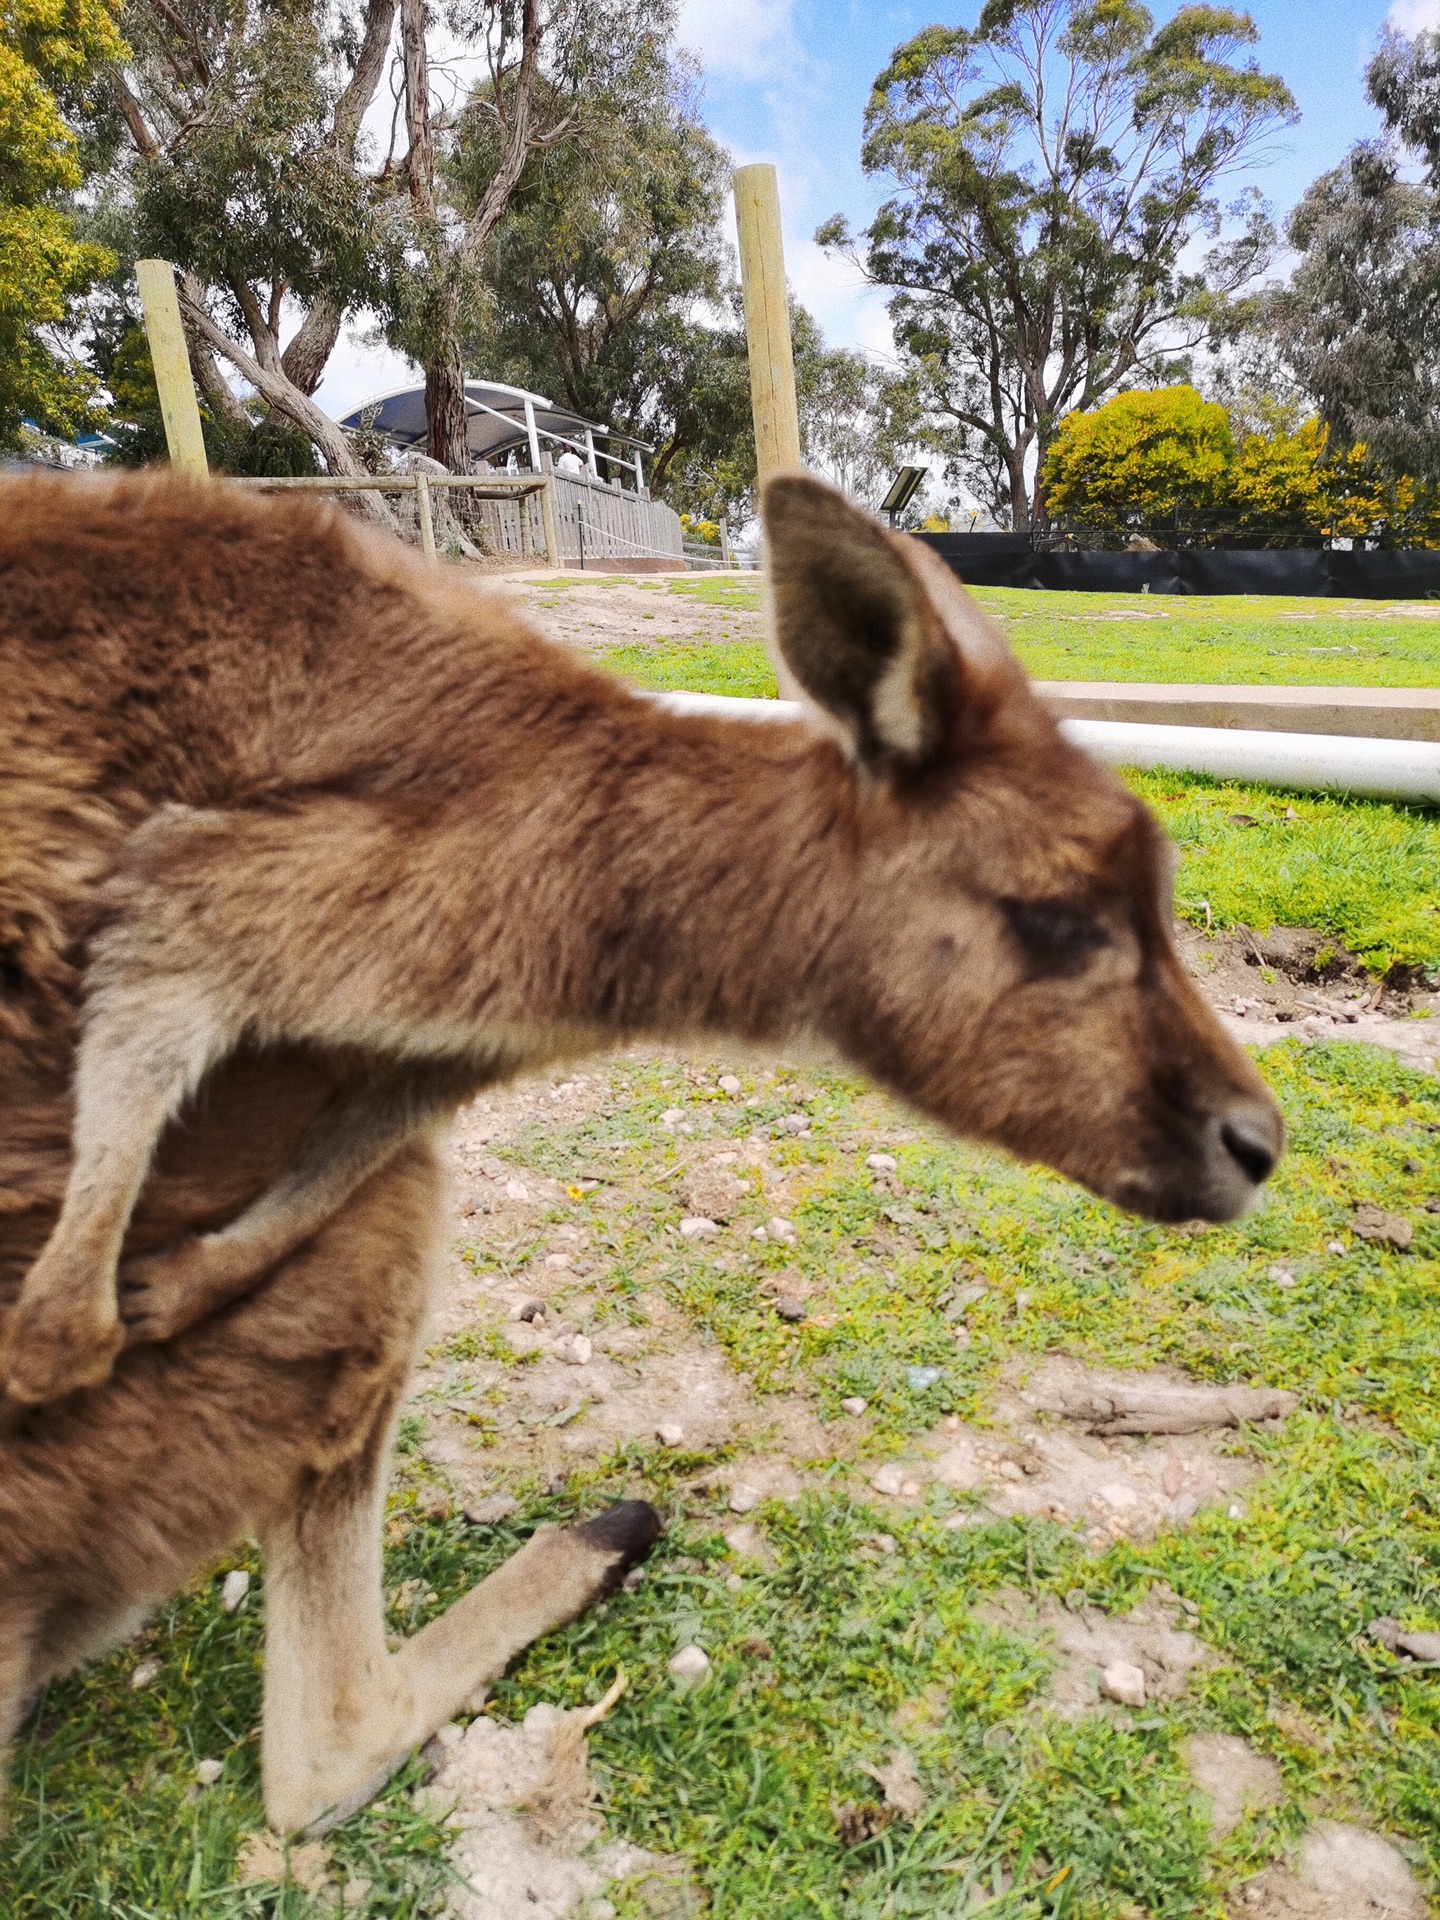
119,1238,217,1346
0,1292,126,1404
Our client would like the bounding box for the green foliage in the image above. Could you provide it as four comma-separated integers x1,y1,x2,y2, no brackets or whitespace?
1044,387,1235,538
821,0,1296,528
98,322,319,473
1042,386,1440,545
0,0,124,445
457,8,734,496
1270,26,1440,481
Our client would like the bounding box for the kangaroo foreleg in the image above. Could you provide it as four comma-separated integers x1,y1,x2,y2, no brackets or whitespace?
119,1061,481,1348
1,975,229,1405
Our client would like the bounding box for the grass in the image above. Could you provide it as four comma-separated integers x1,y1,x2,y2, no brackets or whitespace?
10,1045,1435,1916
651,580,1440,687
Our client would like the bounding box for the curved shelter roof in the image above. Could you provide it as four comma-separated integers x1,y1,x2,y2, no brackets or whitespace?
339,378,645,470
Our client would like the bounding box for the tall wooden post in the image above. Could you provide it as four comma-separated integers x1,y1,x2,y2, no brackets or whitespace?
135,260,208,478
733,164,802,481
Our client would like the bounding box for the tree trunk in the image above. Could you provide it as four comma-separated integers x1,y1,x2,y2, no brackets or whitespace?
178,291,395,526
424,330,470,472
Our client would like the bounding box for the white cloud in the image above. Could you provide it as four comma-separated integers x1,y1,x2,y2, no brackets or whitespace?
1388,0,1440,32
676,0,799,83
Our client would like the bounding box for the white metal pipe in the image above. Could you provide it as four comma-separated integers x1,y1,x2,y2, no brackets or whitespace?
1059,719,1440,804
584,427,599,480
647,692,1440,803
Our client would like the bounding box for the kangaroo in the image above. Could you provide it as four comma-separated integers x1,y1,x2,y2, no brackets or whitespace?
0,465,1280,1834
0,467,1282,1412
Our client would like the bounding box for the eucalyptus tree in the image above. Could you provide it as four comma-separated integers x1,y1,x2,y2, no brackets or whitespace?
818,2,1295,528
1271,28,1440,479
100,0,399,480
453,1,732,487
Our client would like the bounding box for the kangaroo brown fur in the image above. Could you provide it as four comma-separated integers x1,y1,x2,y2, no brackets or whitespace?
2,470,1281,1408
0,468,1279,1827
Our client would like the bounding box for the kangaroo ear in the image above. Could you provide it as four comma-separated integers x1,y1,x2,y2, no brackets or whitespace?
762,470,960,768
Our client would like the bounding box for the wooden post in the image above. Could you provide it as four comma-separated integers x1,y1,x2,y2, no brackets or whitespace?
719,519,733,569
538,461,561,567
733,165,802,481
414,468,437,560
135,259,208,478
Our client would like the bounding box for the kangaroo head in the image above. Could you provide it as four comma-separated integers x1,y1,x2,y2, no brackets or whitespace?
764,472,1282,1224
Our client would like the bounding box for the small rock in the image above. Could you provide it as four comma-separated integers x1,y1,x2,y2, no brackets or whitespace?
130,1658,161,1690
590,1902,617,1920
778,1113,808,1135
942,1510,984,1530
219,1569,250,1615
768,1216,797,1245
195,1758,224,1787
679,1215,719,1240
1371,1616,1440,1662
1100,1660,1146,1707
1098,1481,1140,1510
865,1153,898,1173
840,1396,868,1417
660,1107,685,1129
543,1251,572,1270
750,1226,768,1241
1326,1239,1346,1255
656,1421,685,1446
774,1296,807,1322
504,1178,531,1203
669,1644,711,1683
870,1464,908,1497
463,1494,519,1526
997,1460,1024,1483
900,1479,922,1499
1227,1502,1246,1519
906,1366,941,1392
868,1533,897,1554
717,1074,742,1094
728,1482,762,1513
338,1876,373,1909
514,1297,545,1322
553,1332,593,1365
1352,1204,1413,1250
1268,1264,1297,1287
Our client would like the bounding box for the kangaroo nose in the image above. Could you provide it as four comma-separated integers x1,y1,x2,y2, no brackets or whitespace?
1221,1109,1281,1187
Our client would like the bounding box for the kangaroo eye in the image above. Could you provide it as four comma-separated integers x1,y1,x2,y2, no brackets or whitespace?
1004,900,1108,974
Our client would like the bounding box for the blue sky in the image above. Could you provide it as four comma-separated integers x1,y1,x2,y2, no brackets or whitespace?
316,0,1439,417
675,0,1439,356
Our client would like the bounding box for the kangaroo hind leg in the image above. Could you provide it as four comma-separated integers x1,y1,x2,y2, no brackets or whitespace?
259,1436,660,1835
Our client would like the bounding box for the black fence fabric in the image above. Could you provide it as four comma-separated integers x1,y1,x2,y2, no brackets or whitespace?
918,533,1440,599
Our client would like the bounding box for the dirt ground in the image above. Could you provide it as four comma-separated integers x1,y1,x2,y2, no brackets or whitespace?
398,933,1436,1916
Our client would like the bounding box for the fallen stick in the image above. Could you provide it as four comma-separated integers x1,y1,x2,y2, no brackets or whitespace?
1034,1378,1298,1435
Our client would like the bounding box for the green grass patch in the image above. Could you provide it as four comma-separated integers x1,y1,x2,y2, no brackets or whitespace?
648,579,1440,686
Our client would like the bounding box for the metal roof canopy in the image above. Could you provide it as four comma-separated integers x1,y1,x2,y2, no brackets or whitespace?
339,379,650,472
